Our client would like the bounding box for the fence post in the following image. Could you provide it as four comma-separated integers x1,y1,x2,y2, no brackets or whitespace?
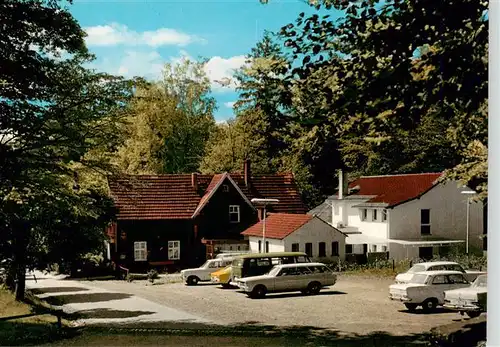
392,259,395,271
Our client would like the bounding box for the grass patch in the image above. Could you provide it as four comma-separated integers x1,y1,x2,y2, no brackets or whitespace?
0,288,75,346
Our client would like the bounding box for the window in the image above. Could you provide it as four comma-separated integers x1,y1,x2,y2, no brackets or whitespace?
291,243,299,252
361,209,367,221
345,244,353,254
382,209,387,222
447,274,468,284
370,245,377,253
229,205,240,223
265,241,269,253
331,241,339,256
256,258,271,267
381,245,387,252
447,264,466,273
334,205,339,216
258,240,262,252
432,275,448,285
222,184,229,192
318,242,326,257
305,243,313,257
168,241,180,260
421,209,431,235
134,241,147,261
372,209,378,221
208,261,221,268
310,265,326,273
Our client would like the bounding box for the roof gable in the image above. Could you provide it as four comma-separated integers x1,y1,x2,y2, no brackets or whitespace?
345,173,442,207
191,173,255,218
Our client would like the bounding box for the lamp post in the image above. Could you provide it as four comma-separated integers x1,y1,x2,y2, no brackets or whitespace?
461,190,476,255
250,198,279,253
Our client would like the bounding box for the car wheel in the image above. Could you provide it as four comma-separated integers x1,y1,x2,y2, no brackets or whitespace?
250,285,267,299
404,303,418,312
307,282,321,295
422,299,438,313
186,276,199,286
466,311,481,319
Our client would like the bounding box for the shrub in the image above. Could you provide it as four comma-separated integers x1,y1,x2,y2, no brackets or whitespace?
147,269,159,283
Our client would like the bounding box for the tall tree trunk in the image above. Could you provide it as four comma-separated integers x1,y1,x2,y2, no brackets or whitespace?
13,222,28,301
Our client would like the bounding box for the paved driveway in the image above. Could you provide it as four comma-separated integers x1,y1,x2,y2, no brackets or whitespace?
26,271,212,326
76,274,472,336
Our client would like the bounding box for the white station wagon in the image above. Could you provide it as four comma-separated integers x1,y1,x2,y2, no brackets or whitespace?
181,258,233,285
394,261,485,284
235,262,337,299
389,270,471,312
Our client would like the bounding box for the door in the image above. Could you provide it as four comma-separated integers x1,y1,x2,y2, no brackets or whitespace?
431,274,453,303
419,247,433,260
274,266,307,292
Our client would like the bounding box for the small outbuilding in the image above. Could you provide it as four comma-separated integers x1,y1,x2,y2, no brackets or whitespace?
241,213,347,261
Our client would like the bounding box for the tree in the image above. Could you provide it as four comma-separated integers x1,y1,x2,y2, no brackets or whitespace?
1,0,133,300
115,59,216,174
277,0,487,196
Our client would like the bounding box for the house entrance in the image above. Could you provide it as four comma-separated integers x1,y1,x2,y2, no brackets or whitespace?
418,246,433,260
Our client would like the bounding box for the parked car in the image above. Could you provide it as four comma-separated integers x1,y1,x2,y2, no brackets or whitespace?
389,270,471,312
181,258,232,285
211,265,233,288
211,252,312,288
394,261,485,284
235,262,337,299
444,274,487,318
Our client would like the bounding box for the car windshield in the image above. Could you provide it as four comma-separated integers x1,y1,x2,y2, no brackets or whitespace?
472,275,487,288
200,260,211,268
267,266,281,277
410,274,428,284
407,265,426,273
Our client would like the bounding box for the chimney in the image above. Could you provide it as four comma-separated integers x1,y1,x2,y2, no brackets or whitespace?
244,159,251,187
191,172,198,191
338,169,348,199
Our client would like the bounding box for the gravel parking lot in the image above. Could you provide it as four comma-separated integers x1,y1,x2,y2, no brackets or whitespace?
81,274,468,336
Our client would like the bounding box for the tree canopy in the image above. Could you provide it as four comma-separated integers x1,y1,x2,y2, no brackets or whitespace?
1,0,134,299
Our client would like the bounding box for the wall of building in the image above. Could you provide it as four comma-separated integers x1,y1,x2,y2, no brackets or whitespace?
389,181,483,254
248,237,284,253
283,217,346,261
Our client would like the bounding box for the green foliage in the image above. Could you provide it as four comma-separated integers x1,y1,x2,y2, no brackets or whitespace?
275,0,487,195
0,0,134,299
115,59,216,174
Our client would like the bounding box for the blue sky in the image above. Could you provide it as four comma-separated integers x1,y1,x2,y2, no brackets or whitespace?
70,0,342,122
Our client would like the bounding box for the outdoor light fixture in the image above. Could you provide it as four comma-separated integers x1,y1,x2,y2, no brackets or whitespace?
251,198,280,252
461,189,477,255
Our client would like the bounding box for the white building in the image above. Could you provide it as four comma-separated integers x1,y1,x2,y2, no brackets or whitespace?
309,171,484,261
241,213,347,261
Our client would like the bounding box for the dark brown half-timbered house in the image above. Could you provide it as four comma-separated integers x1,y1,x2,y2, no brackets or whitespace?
106,161,307,272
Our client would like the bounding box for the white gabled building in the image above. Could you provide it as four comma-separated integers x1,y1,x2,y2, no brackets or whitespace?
309,171,484,261
241,213,347,261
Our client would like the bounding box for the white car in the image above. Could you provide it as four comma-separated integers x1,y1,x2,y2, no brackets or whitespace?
444,274,487,318
235,262,337,299
181,258,232,285
389,270,471,312
394,261,486,284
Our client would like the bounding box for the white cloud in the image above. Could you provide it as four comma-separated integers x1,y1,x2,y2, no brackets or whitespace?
84,23,205,47
224,101,236,109
88,50,164,80
203,55,247,93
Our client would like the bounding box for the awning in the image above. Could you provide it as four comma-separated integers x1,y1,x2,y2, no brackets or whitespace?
387,239,465,247
345,233,390,245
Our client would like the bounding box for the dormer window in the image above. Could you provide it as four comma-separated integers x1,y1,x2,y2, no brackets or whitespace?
222,184,229,193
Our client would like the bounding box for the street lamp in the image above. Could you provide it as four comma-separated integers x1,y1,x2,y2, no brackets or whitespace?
250,198,279,253
461,189,476,255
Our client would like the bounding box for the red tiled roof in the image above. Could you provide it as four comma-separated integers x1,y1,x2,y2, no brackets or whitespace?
347,173,442,206
108,172,307,220
108,175,201,220
241,213,313,240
